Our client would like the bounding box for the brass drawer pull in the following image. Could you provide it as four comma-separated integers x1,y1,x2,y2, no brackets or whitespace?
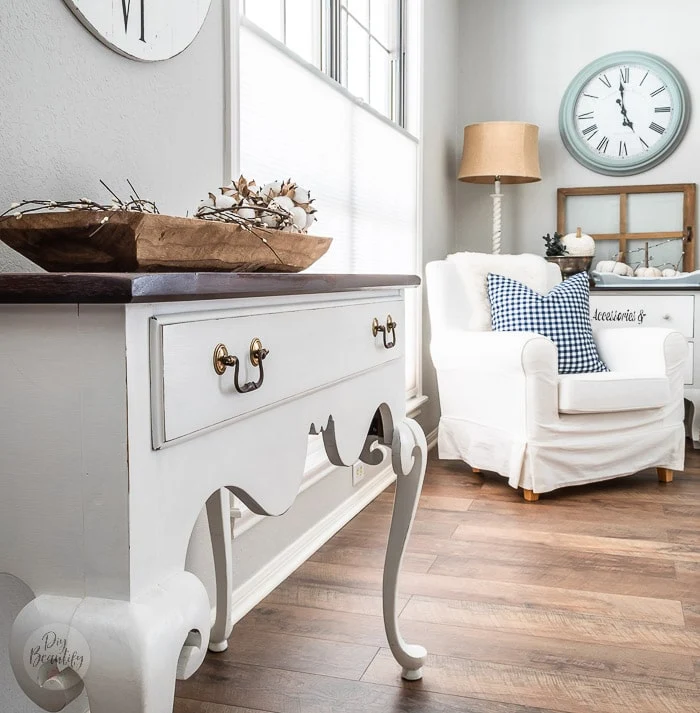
372,315,397,349
213,338,269,393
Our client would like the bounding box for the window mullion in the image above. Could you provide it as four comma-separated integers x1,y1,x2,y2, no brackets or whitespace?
281,0,287,45
328,0,341,82
396,0,406,128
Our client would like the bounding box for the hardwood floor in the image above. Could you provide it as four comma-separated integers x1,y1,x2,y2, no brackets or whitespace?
175,444,700,713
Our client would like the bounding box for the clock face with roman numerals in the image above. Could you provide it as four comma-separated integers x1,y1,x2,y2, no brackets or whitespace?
559,52,690,176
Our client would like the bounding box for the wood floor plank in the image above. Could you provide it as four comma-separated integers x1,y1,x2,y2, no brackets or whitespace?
449,507,670,541
358,500,473,525
428,553,698,600
174,700,271,713
310,543,437,573
337,528,680,582
339,512,459,539
663,503,700,526
373,491,474,512
683,602,700,629
451,523,700,564
207,629,379,680
262,580,408,618
363,648,700,713
289,560,685,626
400,595,700,656
176,658,553,713
469,496,668,525
669,529,700,545
233,602,697,689
341,530,679,579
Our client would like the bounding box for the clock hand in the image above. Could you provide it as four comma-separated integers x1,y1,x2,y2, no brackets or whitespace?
616,83,635,132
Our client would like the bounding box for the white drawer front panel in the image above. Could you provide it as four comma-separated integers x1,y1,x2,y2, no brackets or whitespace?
590,295,694,338
153,300,404,443
686,342,694,385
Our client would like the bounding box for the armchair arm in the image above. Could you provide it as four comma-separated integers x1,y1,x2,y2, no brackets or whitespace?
594,328,687,376
431,329,557,375
430,329,559,433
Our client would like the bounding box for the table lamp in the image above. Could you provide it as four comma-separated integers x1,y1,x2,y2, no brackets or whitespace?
458,121,541,254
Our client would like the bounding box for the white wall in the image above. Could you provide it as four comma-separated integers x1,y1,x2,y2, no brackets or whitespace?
456,0,700,259
416,0,461,436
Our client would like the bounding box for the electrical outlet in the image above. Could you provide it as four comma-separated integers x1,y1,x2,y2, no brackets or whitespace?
351,461,366,486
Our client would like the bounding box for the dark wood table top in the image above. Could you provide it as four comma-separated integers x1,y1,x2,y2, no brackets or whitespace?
0,272,421,304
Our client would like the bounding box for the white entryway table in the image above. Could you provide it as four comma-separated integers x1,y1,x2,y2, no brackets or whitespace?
0,272,426,713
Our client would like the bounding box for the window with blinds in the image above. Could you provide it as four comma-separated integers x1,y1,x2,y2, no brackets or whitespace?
239,21,420,395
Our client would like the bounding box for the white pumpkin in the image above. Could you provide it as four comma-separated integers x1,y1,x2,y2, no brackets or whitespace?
561,227,595,256
634,266,663,278
662,268,680,277
595,260,634,276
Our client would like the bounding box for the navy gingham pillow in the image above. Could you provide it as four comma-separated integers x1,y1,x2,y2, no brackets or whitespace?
487,271,608,374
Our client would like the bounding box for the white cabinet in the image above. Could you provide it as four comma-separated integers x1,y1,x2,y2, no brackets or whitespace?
590,288,700,443
0,273,427,713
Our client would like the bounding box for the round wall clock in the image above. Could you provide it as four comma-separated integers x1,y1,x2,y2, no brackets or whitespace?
559,51,690,176
64,0,213,62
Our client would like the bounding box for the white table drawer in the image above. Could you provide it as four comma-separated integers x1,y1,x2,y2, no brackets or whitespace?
590,295,694,337
151,300,404,445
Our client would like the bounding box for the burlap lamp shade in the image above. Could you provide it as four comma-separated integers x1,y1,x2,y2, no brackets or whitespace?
458,121,541,253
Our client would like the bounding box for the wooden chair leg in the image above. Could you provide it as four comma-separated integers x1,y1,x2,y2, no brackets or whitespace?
657,467,673,483
522,489,539,502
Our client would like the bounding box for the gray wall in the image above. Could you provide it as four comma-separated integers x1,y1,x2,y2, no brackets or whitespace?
0,0,224,271
416,0,460,436
456,0,700,258
0,2,224,710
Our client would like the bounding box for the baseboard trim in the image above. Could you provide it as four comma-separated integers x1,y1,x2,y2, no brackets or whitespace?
226,462,396,626
426,426,438,451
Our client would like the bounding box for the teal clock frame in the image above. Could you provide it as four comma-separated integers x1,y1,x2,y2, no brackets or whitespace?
559,51,691,177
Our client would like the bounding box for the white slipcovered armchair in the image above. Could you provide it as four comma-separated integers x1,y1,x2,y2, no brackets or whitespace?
426,252,687,501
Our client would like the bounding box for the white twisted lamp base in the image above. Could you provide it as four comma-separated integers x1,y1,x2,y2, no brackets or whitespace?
491,178,502,255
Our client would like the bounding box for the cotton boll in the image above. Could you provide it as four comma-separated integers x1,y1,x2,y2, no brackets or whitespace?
293,186,310,204
261,213,279,228
198,196,215,209
271,195,294,213
290,206,308,230
662,268,679,277
261,181,282,199
237,206,256,221
305,212,316,230
215,194,236,209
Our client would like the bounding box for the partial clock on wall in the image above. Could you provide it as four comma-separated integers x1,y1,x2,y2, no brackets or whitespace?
64,0,213,61
559,51,691,176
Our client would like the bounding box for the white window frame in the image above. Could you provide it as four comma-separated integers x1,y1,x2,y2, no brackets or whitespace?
241,0,407,128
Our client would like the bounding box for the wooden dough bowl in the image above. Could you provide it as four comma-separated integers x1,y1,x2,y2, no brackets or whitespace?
0,211,332,272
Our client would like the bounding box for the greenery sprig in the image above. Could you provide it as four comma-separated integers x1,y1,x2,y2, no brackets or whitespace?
542,231,567,257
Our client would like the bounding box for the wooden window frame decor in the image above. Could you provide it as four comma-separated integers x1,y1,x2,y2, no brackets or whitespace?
556,183,696,273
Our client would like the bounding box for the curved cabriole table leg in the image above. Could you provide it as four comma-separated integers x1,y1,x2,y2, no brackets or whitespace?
205,488,234,652
207,409,429,681
382,417,428,680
